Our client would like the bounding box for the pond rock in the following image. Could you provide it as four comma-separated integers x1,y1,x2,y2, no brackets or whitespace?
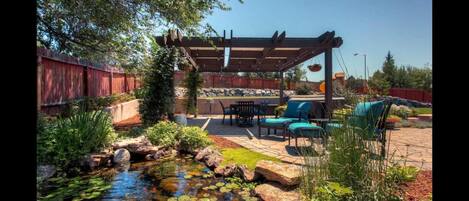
81,153,112,170
254,182,300,201
159,177,180,193
214,164,237,177
255,160,301,186
37,165,56,182
238,165,260,182
113,148,131,164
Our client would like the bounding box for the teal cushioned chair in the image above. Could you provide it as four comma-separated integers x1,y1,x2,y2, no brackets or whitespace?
258,101,312,138
325,100,392,157
325,101,384,138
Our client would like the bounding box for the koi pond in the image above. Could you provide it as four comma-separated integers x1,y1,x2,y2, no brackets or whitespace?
38,154,259,201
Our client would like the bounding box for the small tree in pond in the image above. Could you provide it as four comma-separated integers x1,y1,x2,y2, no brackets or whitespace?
184,69,203,117
140,47,179,125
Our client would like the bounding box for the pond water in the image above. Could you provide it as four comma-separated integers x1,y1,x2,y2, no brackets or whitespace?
40,154,258,201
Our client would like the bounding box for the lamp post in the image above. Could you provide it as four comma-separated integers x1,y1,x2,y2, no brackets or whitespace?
354,53,367,90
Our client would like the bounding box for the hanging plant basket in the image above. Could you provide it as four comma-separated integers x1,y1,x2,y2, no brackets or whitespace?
308,64,322,72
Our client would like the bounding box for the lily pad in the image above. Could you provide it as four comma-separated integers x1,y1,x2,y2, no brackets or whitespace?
178,195,191,201
207,185,217,190
215,182,225,187
168,197,178,201
202,193,210,198
219,187,231,193
184,175,193,179
225,183,240,190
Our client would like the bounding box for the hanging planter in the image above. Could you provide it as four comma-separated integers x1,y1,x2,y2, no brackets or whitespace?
308,64,322,72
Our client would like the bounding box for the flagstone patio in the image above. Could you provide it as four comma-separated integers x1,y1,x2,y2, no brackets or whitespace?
187,115,432,170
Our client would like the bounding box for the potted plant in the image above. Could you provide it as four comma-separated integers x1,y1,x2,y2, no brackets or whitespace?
386,115,402,129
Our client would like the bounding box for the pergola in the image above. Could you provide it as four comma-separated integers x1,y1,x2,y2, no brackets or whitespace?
155,30,343,116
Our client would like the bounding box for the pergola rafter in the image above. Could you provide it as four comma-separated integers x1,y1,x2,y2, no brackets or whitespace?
155,29,343,116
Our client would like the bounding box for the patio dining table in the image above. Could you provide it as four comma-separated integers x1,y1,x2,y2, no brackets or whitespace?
230,103,279,126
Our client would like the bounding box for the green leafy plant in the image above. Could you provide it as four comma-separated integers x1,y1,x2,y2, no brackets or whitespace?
274,105,287,117
178,126,212,152
312,181,354,201
385,166,419,184
146,121,180,148
390,104,412,119
140,47,179,125
52,110,116,170
296,84,312,95
183,69,203,116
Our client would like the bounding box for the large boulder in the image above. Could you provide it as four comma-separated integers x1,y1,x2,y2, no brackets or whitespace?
255,160,302,186
255,182,300,201
113,148,131,164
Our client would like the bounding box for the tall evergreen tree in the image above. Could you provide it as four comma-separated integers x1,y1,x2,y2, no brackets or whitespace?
382,51,397,87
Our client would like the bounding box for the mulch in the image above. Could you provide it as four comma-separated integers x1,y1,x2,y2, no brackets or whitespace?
401,170,432,201
113,115,142,131
209,135,242,149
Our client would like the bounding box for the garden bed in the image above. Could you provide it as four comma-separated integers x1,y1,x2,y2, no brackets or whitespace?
401,170,432,201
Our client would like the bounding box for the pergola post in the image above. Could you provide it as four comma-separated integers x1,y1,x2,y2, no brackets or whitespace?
279,71,284,105
324,48,333,118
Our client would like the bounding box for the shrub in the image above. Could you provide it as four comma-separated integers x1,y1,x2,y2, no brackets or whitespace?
37,113,57,165
296,84,312,95
390,104,412,119
178,126,212,151
53,110,116,169
385,166,419,184
274,105,287,116
146,121,179,148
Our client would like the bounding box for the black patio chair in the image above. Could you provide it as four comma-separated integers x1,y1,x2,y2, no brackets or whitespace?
219,101,237,125
236,101,256,127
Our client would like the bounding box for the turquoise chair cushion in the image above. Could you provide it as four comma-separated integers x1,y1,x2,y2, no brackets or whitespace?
349,101,384,132
283,101,312,118
288,122,324,138
259,117,307,127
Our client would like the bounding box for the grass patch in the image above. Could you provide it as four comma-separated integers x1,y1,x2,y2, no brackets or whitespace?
220,147,281,170
412,107,432,115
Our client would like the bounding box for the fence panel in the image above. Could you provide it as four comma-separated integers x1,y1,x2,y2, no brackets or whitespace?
41,58,84,105
88,68,111,97
388,88,432,103
112,73,126,94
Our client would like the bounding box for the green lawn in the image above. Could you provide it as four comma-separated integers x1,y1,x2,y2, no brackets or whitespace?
220,147,281,170
412,107,432,115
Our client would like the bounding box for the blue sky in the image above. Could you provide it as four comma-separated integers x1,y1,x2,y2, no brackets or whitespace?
203,0,432,81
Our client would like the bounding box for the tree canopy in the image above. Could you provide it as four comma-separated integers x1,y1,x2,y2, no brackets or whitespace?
368,51,432,93
37,0,241,70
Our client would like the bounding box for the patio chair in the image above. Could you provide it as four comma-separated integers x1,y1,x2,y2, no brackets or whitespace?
254,101,268,125
219,101,237,125
236,101,256,126
325,100,392,157
258,100,312,139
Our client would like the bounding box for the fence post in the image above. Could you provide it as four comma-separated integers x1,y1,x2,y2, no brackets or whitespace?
37,56,42,111
83,66,89,97
124,73,128,92
109,68,113,95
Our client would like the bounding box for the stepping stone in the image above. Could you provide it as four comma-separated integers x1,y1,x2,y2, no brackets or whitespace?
417,114,432,122
254,182,300,201
255,160,302,186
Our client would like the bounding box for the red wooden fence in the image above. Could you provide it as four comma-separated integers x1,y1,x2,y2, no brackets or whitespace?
38,48,142,107
388,88,432,103
174,71,319,90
